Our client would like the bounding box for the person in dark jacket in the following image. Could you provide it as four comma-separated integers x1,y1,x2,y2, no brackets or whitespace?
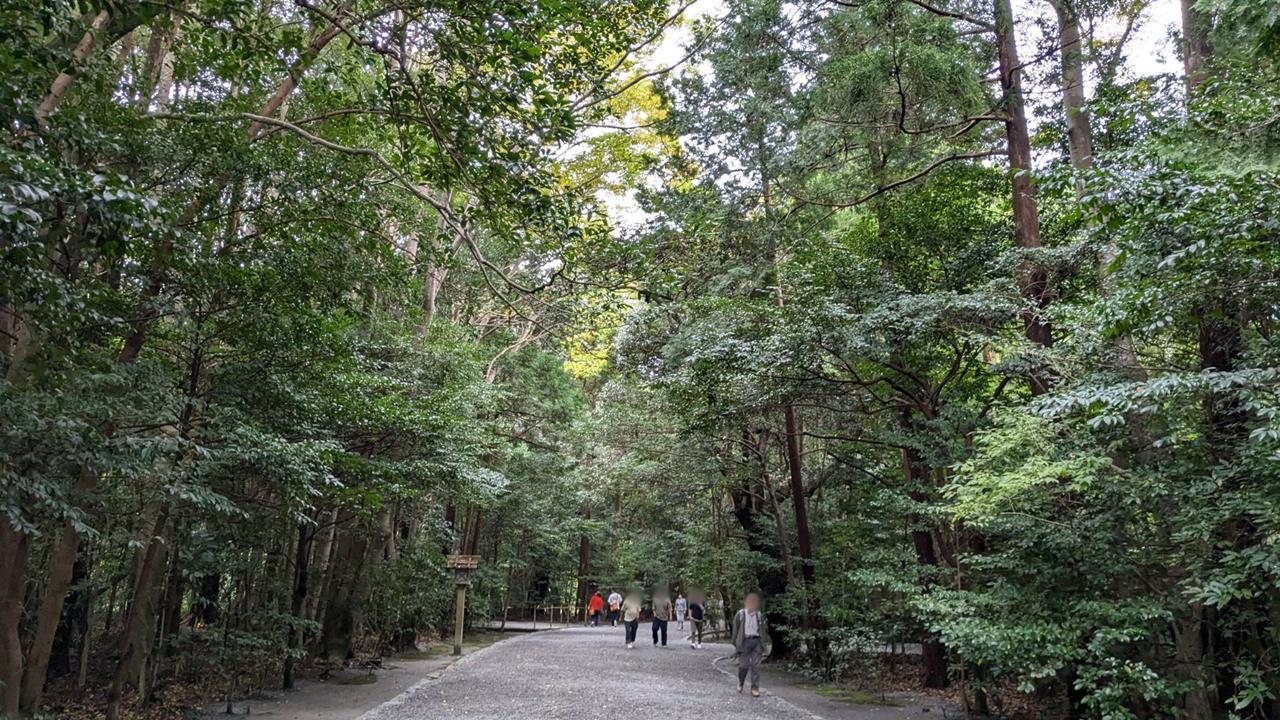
651,589,674,647
731,593,771,697
687,592,705,649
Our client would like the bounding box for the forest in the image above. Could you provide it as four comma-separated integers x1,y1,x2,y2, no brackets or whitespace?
2,0,1278,717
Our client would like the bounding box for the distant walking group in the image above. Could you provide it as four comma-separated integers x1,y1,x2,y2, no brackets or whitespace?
584,588,771,697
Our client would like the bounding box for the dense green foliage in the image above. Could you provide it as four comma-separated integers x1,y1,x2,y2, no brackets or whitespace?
580,1,1280,718
2,0,1278,718
0,0,662,716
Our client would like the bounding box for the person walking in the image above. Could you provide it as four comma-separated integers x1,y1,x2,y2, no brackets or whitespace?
687,593,705,649
587,591,604,627
622,591,643,649
732,593,771,697
651,590,673,648
675,592,687,630
607,589,622,626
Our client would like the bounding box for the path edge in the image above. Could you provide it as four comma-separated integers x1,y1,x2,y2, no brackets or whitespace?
709,652,827,720
356,631,539,719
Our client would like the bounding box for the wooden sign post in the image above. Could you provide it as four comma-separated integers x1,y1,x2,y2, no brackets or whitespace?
446,555,480,656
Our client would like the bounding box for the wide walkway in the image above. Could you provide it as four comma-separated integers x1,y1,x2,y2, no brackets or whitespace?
360,625,814,720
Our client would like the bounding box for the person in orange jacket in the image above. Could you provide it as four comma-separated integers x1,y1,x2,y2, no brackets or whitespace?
587,592,604,627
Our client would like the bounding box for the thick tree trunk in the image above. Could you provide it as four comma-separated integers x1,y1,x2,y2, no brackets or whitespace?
21,464,99,711
20,517,83,712
727,435,791,655
46,548,90,676
898,401,949,689
49,555,89,679
160,545,184,653
283,523,312,690
306,510,338,623
0,523,31,715
1049,0,1093,173
106,504,171,720
320,525,367,661
420,189,457,325
195,573,220,626
902,445,948,689
463,510,482,556
1173,606,1219,719
376,506,397,562
995,0,1053,393
781,406,814,590
1180,0,1213,94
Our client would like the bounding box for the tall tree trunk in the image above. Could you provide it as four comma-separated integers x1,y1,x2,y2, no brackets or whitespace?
1178,10,1253,712
0,524,31,715
1049,0,1145,377
761,154,816,594
901,433,948,688
283,523,311,690
160,542,184,653
781,406,814,590
77,590,93,689
1049,0,1093,173
1180,0,1213,94
106,504,171,720
443,504,457,554
377,506,397,562
727,434,791,655
420,190,457,325
763,471,796,587
195,573,220,626
1173,606,1219,719
20,520,82,711
320,523,367,661
21,464,100,712
995,0,1053,394
49,554,89,679
306,509,338,623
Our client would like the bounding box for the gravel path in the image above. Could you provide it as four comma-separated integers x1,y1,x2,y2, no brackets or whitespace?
361,625,817,720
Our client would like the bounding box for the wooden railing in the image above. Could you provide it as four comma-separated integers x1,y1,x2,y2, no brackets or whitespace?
486,605,580,630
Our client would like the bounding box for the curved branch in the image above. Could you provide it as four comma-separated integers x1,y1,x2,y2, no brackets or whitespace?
784,149,1007,209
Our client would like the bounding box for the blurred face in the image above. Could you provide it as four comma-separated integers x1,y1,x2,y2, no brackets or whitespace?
744,593,760,612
